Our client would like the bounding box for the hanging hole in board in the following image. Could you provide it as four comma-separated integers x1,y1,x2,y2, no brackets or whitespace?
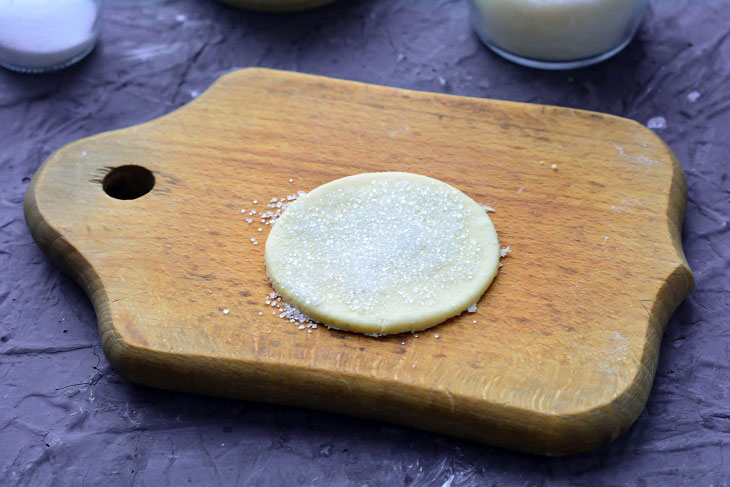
102,165,155,200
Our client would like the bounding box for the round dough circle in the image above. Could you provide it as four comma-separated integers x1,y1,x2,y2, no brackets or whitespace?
264,172,500,335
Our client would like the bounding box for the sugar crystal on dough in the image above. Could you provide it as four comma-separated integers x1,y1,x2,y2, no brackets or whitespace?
265,173,500,334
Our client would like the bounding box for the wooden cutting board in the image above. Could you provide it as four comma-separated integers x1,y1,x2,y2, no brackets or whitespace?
25,68,693,456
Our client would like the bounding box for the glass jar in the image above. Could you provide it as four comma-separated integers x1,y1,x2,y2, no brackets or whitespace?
468,0,648,70
0,0,102,73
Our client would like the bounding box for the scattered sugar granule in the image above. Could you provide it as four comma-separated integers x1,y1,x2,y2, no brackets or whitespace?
500,246,511,257
401,341,405,345
467,302,478,313
551,164,558,170
222,308,230,315
240,208,246,213
307,329,312,333
258,228,263,232
258,311,263,316
647,116,667,130
472,320,477,323
298,325,305,329
289,178,294,183
276,299,318,327
245,218,253,224
411,364,416,368
539,160,545,165
434,334,440,338
253,199,258,204
481,205,495,213
516,187,525,195
687,91,701,103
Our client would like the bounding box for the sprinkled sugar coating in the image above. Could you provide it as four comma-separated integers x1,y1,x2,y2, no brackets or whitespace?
264,172,500,335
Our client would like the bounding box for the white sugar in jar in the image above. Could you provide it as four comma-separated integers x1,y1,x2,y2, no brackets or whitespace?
469,0,647,69
0,0,101,73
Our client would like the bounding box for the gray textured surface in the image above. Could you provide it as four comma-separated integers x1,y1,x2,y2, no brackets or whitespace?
1,0,729,485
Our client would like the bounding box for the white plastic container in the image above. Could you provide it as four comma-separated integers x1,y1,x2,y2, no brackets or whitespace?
0,0,102,73
469,0,648,69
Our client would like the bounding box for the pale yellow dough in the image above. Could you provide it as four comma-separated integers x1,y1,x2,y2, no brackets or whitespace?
264,172,500,335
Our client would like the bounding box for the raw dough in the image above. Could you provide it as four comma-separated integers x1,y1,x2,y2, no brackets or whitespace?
264,172,500,335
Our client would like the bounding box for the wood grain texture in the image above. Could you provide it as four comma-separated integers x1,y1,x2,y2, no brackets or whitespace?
24,68,693,456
